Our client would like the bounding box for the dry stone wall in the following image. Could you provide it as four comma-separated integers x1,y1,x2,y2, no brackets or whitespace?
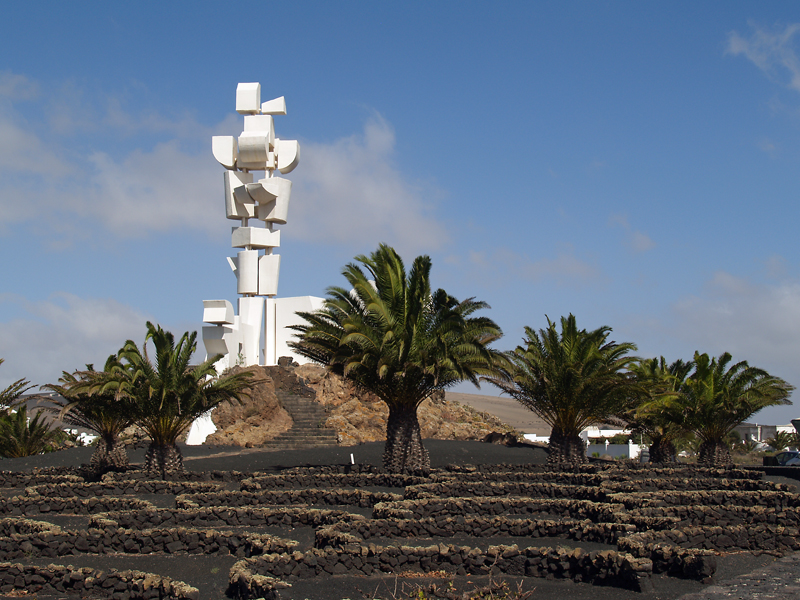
176,488,403,509
0,562,199,599
0,462,797,598
0,494,155,516
90,506,360,530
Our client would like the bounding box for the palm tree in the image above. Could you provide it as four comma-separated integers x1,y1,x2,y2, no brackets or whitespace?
0,405,64,458
680,351,793,466
627,357,694,464
42,356,136,472
765,431,798,452
101,322,253,477
487,314,646,465
289,244,506,474
0,359,35,410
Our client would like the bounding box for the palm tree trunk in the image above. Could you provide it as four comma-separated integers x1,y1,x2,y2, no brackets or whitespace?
648,436,678,464
144,443,184,479
698,440,732,466
547,428,586,465
383,403,430,474
90,433,128,471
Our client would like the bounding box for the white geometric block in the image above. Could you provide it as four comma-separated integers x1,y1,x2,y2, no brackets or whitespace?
231,226,280,249
203,323,240,358
244,115,274,139
238,296,265,366
258,254,281,296
244,181,278,204
236,83,261,115
224,171,255,220
274,296,326,365
212,136,238,169
237,132,269,170
276,139,300,174
185,411,216,445
264,296,276,367
237,250,259,295
261,96,287,115
202,299,235,324
233,184,254,206
255,177,292,224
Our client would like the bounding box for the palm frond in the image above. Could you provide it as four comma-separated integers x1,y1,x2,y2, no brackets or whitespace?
289,244,505,408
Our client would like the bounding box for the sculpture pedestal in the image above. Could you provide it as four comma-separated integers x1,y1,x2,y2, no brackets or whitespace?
202,295,324,371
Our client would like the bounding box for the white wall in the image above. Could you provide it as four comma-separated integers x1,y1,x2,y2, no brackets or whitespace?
273,295,325,365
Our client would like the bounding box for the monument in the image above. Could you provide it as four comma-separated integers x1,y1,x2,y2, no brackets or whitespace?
202,83,323,371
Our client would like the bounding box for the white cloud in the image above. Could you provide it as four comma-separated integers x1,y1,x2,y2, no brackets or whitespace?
0,112,71,178
727,22,800,93
609,214,655,253
0,293,152,388
0,76,441,252
0,71,39,101
85,142,220,237
671,271,800,384
101,96,213,141
0,132,219,238
290,114,448,254
0,90,224,239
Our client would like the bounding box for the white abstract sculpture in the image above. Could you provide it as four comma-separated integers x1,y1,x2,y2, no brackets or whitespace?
202,83,322,373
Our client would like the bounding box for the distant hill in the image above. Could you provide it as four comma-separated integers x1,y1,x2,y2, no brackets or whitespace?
444,392,550,435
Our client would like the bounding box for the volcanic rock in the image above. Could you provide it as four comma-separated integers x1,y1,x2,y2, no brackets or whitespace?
205,366,293,447
294,364,519,446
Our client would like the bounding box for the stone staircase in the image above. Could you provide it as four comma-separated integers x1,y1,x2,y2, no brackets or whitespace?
260,391,339,450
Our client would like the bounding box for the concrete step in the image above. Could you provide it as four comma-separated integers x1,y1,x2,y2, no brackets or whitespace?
267,392,339,450
268,439,338,446
272,432,339,440
287,412,326,418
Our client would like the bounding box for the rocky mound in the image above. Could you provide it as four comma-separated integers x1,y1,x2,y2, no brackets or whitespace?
205,364,520,447
295,364,519,446
205,366,293,447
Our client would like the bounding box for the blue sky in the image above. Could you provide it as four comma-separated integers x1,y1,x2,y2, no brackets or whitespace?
2,2,800,425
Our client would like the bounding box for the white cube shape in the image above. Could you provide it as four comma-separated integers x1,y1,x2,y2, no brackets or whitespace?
261,96,287,115
244,115,274,139
244,181,278,204
212,136,238,169
255,177,292,224
237,250,259,295
236,82,261,114
202,299,235,324
276,139,300,174
203,323,240,358
231,226,280,249
258,254,281,296
224,171,255,220
237,132,269,170
274,296,326,365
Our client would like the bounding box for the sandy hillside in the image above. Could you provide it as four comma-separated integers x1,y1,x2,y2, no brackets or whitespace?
445,391,550,435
